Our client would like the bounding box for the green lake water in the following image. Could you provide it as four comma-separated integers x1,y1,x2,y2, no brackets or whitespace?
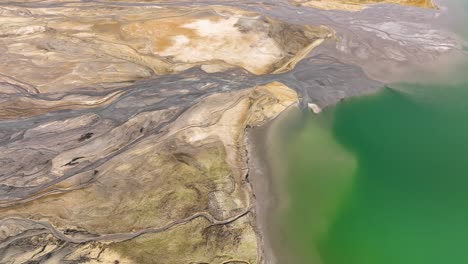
282,43,468,264
285,81,468,264
284,81,468,264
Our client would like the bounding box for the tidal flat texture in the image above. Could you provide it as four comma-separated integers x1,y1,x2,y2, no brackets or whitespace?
0,0,465,263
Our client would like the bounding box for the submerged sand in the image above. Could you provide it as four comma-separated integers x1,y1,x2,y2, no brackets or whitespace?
247,107,305,264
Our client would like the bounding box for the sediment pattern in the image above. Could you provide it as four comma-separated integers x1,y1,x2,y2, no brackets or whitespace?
0,0,463,263
0,81,298,263
0,3,331,93
292,0,435,11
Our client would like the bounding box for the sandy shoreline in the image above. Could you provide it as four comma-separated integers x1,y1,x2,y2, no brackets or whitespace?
247,105,305,264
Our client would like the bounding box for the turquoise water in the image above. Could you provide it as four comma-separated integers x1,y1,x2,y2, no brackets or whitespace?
285,81,468,264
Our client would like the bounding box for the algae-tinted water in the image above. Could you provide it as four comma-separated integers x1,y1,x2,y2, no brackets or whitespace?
285,81,468,264
280,1,468,262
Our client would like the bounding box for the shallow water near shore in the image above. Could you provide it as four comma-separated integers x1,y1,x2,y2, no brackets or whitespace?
283,80,468,264
277,1,468,262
